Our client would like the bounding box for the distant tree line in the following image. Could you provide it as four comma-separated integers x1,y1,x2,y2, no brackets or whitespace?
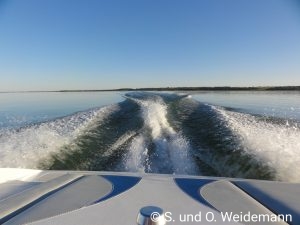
58,86,300,92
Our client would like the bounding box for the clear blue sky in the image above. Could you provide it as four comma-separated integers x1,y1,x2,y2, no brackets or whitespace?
0,0,300,91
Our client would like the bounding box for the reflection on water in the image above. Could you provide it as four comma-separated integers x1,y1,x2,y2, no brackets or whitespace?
191,91,300,120
0,92,122,128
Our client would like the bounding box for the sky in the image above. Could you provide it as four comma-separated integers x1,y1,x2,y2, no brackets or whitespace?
0,0,300,91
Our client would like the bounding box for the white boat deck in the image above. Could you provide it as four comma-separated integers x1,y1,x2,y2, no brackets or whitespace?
0,168,298,225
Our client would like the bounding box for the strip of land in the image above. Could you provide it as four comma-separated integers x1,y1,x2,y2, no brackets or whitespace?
1,86,300,93
58,86,300,92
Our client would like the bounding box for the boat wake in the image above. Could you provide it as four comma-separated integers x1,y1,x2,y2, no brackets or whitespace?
0,92,299,182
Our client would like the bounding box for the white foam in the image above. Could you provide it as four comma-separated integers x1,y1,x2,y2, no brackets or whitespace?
215,107,300,182
0,105,118,169
125,135,149,173
126,97,197,174
137,98,175,139
168,134,197,174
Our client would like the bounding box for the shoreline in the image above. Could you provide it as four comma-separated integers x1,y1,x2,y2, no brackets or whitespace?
1,86,300,93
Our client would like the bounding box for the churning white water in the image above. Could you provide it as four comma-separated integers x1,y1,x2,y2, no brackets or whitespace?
1,91,300,180
125,97,197,174
0,105,118,168
215,106,300,182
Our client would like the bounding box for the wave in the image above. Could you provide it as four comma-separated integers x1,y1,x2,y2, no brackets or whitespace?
216,107,300,182
0,92,299,182
0,105,119,168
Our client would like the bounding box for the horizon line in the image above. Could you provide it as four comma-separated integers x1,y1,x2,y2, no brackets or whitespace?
1,85,300,93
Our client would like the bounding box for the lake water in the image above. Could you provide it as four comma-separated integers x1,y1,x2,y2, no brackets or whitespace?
0,91,300,182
